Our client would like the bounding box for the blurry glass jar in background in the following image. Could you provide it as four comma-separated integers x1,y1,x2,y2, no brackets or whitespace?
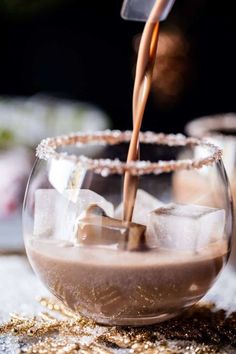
185,114,236,267
0,146,33,219
0,96,110,252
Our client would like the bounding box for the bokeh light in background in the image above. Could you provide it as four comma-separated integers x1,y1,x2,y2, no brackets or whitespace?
0,0,236,251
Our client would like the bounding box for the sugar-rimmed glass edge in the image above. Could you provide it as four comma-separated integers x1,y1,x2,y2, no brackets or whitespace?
36,130,222,176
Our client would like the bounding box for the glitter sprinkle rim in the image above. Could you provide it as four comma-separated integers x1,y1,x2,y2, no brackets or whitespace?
36,130,223,176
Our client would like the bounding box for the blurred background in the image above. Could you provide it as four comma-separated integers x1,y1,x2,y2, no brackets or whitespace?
0,0,236,251
1,0,236,131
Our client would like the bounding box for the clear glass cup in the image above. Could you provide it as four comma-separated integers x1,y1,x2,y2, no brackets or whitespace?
186,114,236,267
23,131,232,326
121,0,176,22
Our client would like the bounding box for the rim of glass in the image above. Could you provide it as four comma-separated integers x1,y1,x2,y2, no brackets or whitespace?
186,114,236,140
36,130,222,176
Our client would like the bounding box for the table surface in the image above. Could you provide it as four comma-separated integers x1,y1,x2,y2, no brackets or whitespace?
1,256,236,353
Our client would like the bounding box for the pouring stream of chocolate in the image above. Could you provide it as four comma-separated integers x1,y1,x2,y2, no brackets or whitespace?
123,2,160,222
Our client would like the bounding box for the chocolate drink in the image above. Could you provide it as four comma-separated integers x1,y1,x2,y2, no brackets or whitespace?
27,239,227,325
123,3,160,222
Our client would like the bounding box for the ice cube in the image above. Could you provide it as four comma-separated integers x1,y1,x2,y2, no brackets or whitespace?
34,189,114,239
76,205,146,251
75,189,114,219
34,189,77,238
146,203,225,251
115,189,163,225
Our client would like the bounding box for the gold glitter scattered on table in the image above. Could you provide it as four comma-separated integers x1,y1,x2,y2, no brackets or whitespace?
0,297,235,354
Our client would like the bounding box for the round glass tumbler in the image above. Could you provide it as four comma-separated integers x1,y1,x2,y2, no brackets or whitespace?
23,131,233,326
